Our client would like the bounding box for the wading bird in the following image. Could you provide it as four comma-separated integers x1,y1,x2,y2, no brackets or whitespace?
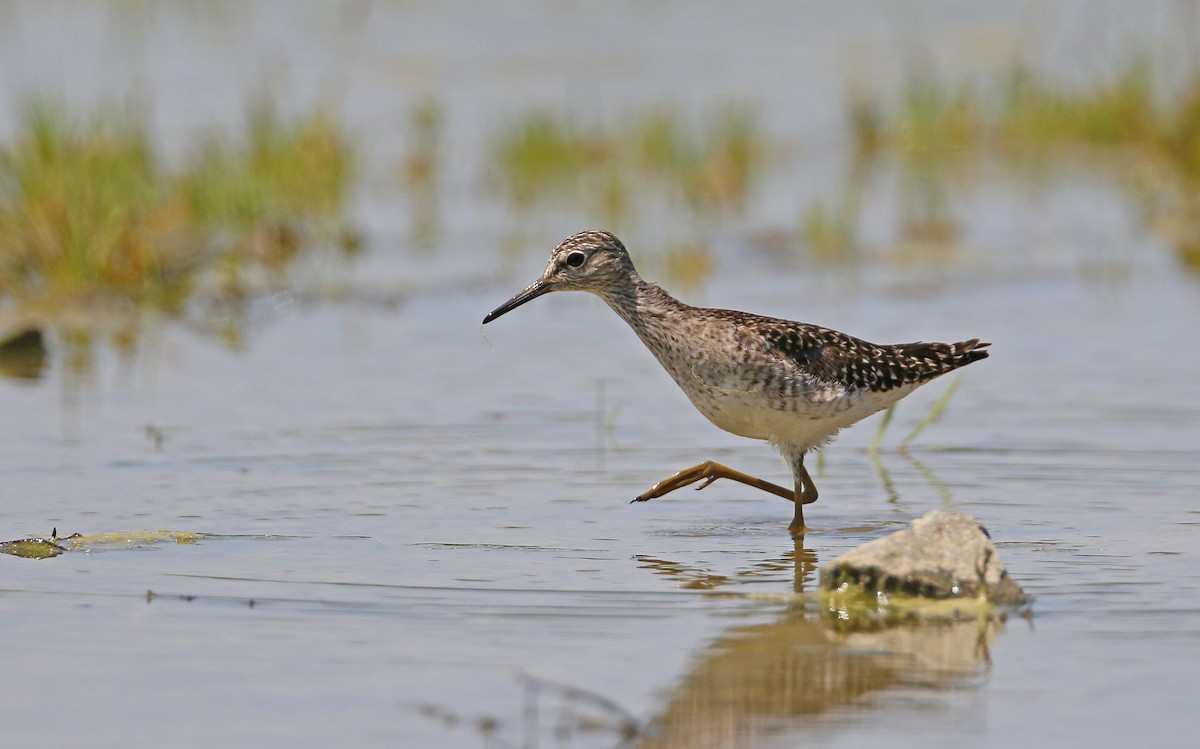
483,230,988,532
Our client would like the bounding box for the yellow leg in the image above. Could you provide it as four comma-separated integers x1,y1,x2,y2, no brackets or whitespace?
789,501,805,532
798,462,819,504
633,461,795,504
788,457,818,534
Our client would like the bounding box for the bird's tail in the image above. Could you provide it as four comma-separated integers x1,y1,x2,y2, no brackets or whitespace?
895,338,990,380
944,338,990,367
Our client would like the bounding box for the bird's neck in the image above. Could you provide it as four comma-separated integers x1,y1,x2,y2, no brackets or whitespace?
599,274,690,338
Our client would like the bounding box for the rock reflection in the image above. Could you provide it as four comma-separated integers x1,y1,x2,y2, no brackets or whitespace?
634,539,1001,749
418,540,1004,749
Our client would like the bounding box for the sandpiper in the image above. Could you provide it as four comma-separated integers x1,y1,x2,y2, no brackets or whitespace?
483,230,989,532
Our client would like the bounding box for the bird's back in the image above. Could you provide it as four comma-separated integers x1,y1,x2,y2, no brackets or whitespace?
609,288,989,449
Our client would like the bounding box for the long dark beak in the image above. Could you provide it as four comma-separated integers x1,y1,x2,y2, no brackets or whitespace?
482,278,555,324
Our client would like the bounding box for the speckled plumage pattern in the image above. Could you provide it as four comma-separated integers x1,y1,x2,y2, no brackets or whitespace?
587,236,988,452
483,230,990,530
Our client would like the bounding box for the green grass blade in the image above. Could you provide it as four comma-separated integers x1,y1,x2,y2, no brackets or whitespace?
868,404,896,454
900,376,962,449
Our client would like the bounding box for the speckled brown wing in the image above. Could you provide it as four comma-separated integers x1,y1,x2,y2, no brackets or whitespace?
759,322,990,393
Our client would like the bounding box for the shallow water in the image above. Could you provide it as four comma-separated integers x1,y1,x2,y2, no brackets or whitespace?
3,2,1200,748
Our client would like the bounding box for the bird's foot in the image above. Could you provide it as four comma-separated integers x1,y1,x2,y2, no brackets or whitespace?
631,461,796,504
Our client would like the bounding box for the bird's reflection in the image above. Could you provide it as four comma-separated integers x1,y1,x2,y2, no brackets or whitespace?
638,534,820,595
416,534,1005,749
632,535,1002,749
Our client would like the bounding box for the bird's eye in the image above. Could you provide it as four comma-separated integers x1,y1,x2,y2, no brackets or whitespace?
565,251,587,268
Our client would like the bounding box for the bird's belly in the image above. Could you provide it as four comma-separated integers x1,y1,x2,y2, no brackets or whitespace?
682,383,912,449
640,325,918,448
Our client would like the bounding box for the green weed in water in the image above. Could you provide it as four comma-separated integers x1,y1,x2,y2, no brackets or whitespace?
889,77,981,245
869,376,962,454
996,63,1156,152
659,240,715,292
489,113,600,210
801,200,857,264
0,96,357,339
683,107,765,214
182,97,356,268
900,376,962,450
492,105,763,223
400,95,443,246
489,106,765,285
0,102,198,307
996,63,1200,270
845,59,1200,272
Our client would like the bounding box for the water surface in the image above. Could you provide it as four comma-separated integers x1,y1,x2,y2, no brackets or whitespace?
2,2,1199,748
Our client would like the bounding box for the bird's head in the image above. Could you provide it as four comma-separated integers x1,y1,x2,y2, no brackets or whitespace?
482,230,636,324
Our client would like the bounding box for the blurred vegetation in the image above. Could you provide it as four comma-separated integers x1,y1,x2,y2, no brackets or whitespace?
807,75,987,267
491,105,765,221
998,63,1200,271
489,105,766,286
0,96,357,363
837,60,1200,272
801,199,858,265
399,94,442,247
9,53,1199,381
183,98,358,281
0,103,197,308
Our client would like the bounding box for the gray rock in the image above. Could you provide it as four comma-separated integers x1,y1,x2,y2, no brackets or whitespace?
821,510,1026,606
